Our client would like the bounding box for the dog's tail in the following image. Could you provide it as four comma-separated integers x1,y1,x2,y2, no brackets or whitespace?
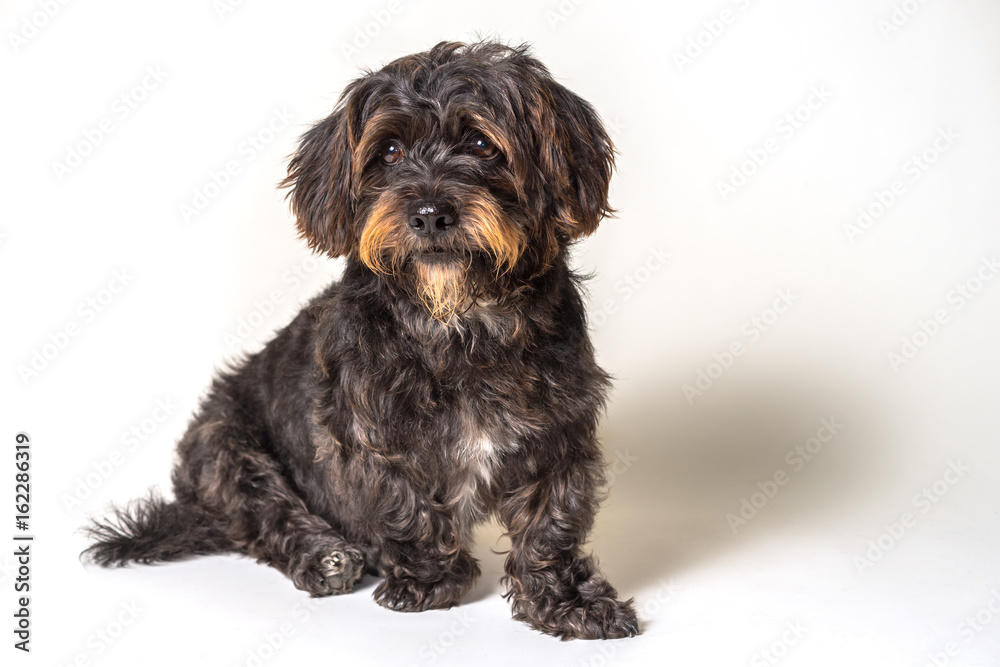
81,492,232,567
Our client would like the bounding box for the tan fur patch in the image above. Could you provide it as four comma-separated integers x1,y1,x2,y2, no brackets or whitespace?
462,193,524,276
358,193,408,275
415,261,467,322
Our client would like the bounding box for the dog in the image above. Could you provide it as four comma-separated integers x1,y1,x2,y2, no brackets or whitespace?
83,40,638,640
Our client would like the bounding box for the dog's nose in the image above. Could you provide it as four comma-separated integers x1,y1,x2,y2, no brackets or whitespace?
408,204,455,237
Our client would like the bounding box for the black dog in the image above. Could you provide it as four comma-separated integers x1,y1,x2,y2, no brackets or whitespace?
84,40,638,640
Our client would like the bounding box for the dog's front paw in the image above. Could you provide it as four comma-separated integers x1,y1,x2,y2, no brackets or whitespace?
510,576,640,640
374,574,440,612
559,595,639,640
374,550,480,612
290,540,365,597
374,568,477,612
316,547,366,595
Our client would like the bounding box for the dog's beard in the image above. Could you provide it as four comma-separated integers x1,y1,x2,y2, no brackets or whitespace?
412,257,469,322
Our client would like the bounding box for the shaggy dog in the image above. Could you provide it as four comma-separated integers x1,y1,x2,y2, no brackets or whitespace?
84,40,638,640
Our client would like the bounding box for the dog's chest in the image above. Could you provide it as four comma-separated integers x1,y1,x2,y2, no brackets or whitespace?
446,428,501,524
339,316,546,518
456,430,501,477
434,381,529,526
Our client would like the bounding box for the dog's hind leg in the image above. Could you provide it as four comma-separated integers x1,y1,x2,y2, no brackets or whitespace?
174,419,366,597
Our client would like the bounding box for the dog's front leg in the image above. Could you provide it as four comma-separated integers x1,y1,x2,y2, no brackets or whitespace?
364,466,481,612
497,458,639,640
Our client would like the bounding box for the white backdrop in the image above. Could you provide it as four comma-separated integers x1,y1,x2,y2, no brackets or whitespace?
3,1,1000,665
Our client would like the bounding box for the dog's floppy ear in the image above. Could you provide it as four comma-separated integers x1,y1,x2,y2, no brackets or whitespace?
526,74,615,240
283,80,371,257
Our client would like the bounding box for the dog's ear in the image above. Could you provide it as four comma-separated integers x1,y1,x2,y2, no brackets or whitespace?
526,75,615,241
283,80,372,257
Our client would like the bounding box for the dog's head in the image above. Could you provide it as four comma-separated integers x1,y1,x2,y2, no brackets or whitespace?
284,41,614,321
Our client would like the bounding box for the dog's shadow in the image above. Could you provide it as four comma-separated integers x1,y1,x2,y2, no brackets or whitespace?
472,362,893,600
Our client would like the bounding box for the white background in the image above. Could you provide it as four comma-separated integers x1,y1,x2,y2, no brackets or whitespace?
3,0,1000,665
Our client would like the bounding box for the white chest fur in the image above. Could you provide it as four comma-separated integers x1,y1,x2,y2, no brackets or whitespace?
448,429,508,531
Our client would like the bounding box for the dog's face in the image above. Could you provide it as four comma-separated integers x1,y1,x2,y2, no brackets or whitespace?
284,41,614,320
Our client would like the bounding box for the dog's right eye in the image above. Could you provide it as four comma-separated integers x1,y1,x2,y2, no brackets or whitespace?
469,134,499,160
382,141,404,165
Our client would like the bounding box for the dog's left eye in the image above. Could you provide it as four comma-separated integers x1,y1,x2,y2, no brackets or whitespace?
469,134,499,159
382,141,404,165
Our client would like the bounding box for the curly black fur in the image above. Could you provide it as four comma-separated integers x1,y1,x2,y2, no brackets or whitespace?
83,40,638,640
83,492,231,566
